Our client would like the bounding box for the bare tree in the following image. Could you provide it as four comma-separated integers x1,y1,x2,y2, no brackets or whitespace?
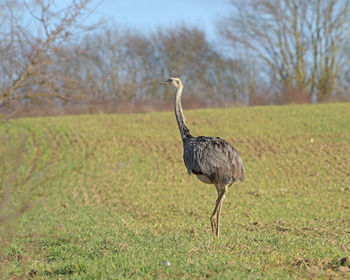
219,0,350,102
150,26,250,103
0,0,97,111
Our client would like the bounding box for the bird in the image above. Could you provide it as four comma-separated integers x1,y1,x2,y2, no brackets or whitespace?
160,77,245,237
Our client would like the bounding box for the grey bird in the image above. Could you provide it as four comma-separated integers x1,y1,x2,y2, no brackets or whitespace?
160,77,245,237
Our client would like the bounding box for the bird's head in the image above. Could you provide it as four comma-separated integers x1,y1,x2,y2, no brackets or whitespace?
160,77,183,88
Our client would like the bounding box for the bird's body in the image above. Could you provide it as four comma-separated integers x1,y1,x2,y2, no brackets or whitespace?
160,77,245,237
183,135,245,187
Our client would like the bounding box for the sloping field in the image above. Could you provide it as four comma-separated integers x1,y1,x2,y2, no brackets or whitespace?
1,103,350,279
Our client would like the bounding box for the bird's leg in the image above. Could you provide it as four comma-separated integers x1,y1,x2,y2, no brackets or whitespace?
210,202,218,234
210,187,227,237
216,192,226,238
210,187,220,233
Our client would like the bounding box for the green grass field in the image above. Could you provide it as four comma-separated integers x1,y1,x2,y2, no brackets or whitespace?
1,103,350,279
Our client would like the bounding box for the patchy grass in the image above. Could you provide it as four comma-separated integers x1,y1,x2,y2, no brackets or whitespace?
1,103,350,279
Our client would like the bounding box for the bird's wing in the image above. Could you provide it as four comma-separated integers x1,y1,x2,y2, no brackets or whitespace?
183,136,245,184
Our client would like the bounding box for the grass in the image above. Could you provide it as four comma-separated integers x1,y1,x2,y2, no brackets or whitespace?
1,103,350,279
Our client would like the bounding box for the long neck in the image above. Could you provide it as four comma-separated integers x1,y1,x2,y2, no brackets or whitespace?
174,84,191,140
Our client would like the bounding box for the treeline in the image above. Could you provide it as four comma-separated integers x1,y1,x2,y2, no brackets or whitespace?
1,0,350,117
60,27,252,104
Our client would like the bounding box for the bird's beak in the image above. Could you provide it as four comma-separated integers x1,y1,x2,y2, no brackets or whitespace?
159,81,169,85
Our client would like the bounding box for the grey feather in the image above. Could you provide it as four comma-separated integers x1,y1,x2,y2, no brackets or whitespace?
183,136,245,186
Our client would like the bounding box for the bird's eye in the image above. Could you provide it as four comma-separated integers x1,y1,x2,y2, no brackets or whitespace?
167,78,173,82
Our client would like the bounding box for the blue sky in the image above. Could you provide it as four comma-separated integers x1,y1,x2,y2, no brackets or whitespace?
85,0,232,40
